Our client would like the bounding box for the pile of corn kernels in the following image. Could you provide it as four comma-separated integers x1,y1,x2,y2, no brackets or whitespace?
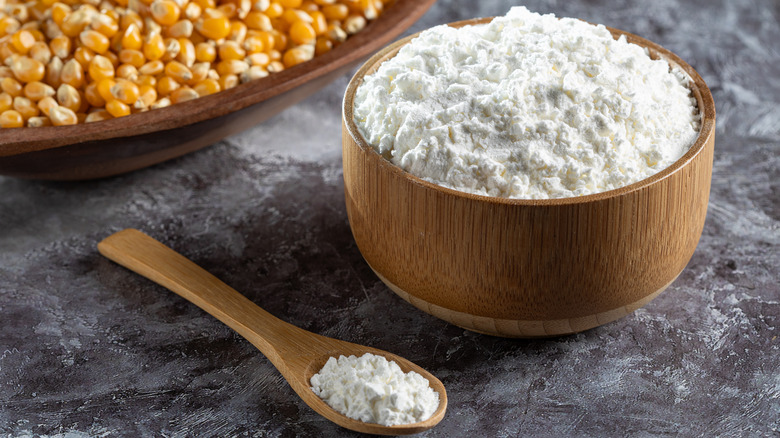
0,0,386,127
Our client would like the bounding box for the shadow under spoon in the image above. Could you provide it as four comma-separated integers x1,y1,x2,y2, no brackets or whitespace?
97,228,447,435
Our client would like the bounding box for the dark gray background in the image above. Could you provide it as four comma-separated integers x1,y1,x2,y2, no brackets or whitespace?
1,0,778,436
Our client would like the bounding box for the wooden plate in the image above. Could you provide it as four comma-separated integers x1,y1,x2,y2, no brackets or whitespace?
0,0,436,180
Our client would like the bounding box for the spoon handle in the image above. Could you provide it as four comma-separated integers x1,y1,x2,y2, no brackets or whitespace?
97,228,307,367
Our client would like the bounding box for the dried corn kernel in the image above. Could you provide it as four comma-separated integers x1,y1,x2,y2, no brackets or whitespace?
0,0,382,128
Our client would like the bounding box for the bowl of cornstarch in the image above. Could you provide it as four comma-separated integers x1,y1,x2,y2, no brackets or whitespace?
342,7,715,337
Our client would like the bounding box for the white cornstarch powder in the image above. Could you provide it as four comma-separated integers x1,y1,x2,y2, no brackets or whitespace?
353,7,701,199
310,353,439,426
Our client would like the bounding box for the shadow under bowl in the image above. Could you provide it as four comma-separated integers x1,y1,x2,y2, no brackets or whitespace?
342,17,716,338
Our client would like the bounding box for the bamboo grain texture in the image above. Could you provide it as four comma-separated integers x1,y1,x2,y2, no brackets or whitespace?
342,18,716,337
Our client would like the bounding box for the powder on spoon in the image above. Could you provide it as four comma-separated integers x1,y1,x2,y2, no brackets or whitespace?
310,353,439,426
353,7,701,199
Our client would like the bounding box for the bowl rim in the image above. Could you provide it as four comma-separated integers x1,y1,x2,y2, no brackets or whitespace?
0,0,438,158
343,16,716,206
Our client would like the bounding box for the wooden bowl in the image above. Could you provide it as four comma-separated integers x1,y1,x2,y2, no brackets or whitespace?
0,0,436,181
342,18,716,337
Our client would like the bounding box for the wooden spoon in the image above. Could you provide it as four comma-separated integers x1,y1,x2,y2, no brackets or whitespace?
97,228,447,435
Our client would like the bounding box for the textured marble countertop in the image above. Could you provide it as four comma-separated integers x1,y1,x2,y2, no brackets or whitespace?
1,0,778,436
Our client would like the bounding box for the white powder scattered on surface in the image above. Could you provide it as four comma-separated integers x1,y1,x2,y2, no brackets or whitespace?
309,353,439,426
353,7,701,199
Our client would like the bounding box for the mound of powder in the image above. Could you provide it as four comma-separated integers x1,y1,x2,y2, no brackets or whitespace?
353,7,701,199
309,353,439,426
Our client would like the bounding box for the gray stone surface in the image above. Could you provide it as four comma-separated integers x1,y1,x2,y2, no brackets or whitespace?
1,0,778,436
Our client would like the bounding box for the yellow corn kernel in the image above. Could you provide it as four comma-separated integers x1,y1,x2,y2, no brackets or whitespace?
116,64,139,80
73,47,95,69
270,30,287,50
0,93,12,112
217,73,238,90
50,3,72,25
246,52,270,67
10,30,36,54
134,74,157,88
270,16,290,33
150,96,171,109
188,61,209,84
300,0,319,12
326,22,346,42
245,11,272,31
288,20,315,45
105,98,130,117
169,86,198,103
85,109,112,122
119,49,145,67
110,78,140,104
161,38,181,61
164,60,192,82
252,0,270,10
194,42,216,62
46,57,63,88
84,81,105,107
242,35,265,53
0,67,13,80
218,41,245,60
143,32,166,61
176,38,195,66
322,3,348,20
120,23,143,51
268,49,281,61
216,59,248,75
240,65,268,83
29,42,52,64
137,84,157,107
264,2,283,18
96,77,116,102
197,16,230,40
14,96,40,118
91,14,119,38
167,20,194,38
156,76,180,96
0,110,24,128
267,60,283,73
151,0,181,26
281,9,312,25
278,0,302,8
344,15,366,35
10,57,45,83
138,60,165,75
314,36,332,55
282,45,312,67
121,10,144,31
229,20,247,42
56,83,81,111
88,55,115,81
27,115,52,127
23,81,55,100
309,11,327,35
59,10,91,38
49,35,71,59
193,77,220,96
80,30,110,54
184,2,202,20
49,105,78,125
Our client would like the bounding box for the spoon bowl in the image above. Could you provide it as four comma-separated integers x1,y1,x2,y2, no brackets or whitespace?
97,228,446,435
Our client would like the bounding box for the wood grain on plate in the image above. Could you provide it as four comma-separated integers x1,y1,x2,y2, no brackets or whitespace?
0,0,437,180
342,18,716,337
